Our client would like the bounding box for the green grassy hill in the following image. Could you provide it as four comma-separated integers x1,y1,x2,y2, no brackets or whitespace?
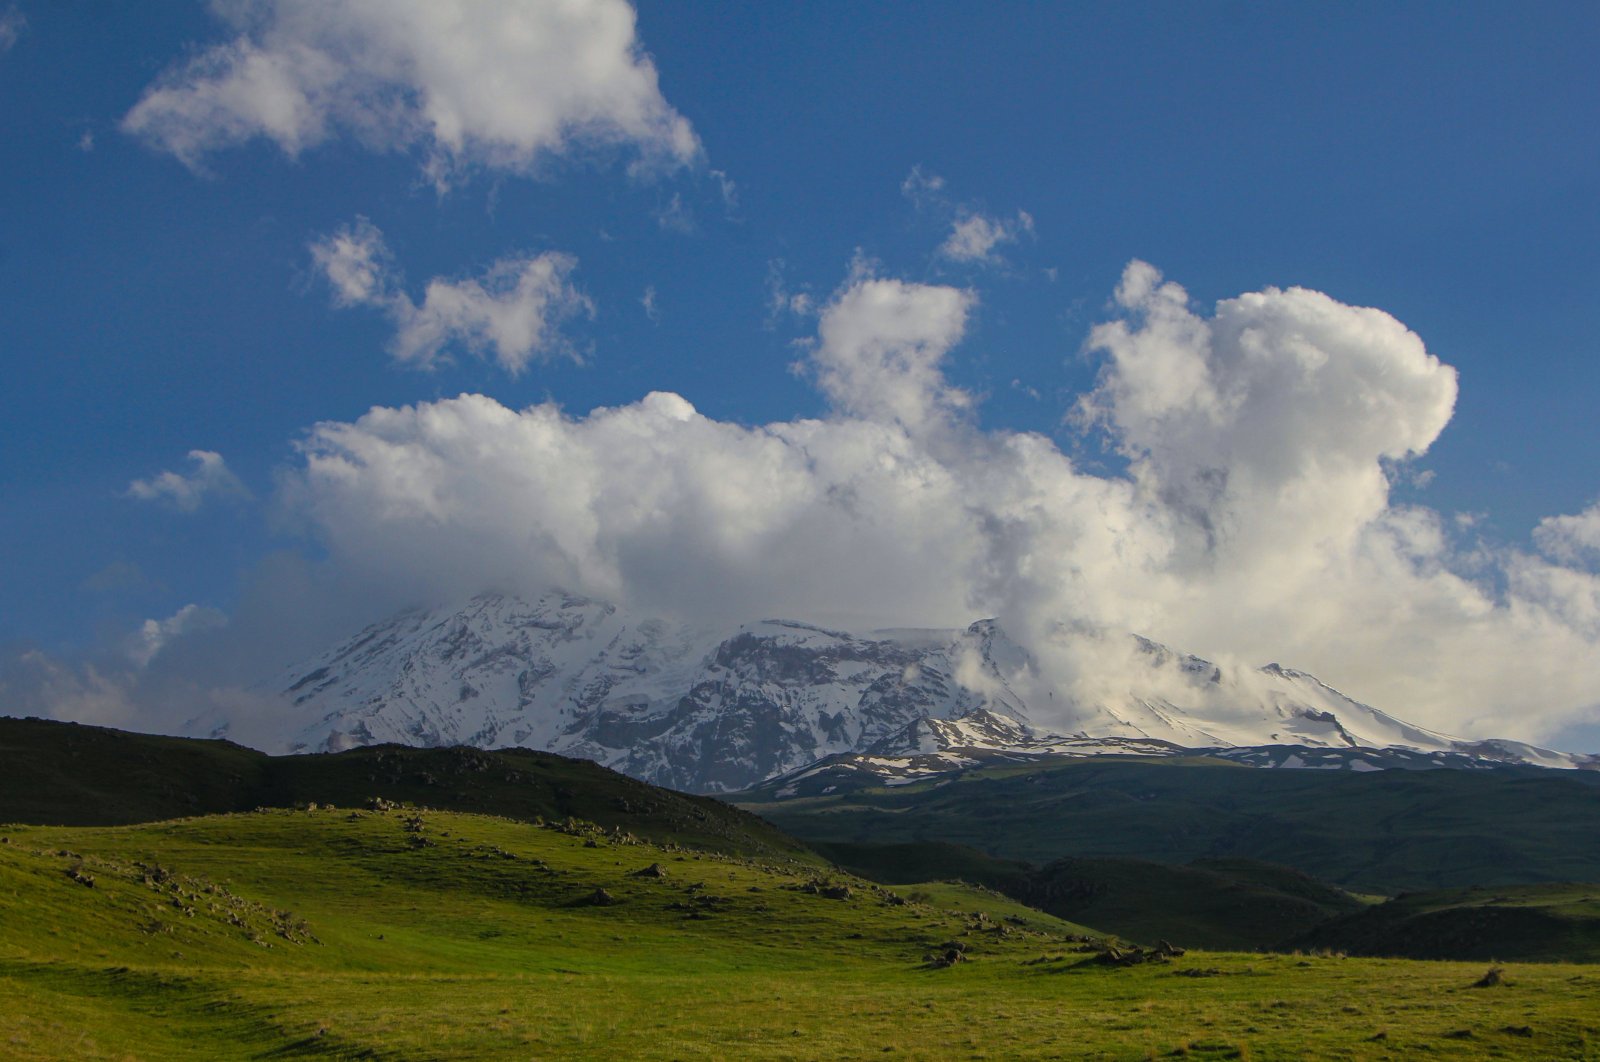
741,756,1600,893
4,807,1600,1059
1295,883,1600,963
0,717,805,858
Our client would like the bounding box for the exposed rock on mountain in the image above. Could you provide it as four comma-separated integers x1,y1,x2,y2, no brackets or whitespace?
192,591,1593,793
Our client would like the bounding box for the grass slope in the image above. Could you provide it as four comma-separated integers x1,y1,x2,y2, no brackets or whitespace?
1020,857,1366,952
0,717,805,858
819,844,1369,953
1296,883,1600,964
3,808,1599,1059
813,841,1365,951
741,756,1600,893
808,840,1036,892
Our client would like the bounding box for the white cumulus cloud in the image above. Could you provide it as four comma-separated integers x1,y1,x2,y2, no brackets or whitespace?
903,166,1035,265
310,218,594,374
1534,502,1600,566
265,258,1600,744
121,0,699,186
126,450,250,512
807,267,976,429
939,210,1035,264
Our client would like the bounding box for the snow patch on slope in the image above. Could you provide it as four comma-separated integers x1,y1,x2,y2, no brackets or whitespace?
190,591,1595,793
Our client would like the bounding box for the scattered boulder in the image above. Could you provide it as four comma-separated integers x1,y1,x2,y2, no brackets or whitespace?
1473,966,1506,988
1089,943,1180,968
631,863,668,879
787,877,855,899
582,888,619,907
1093,946,1144,967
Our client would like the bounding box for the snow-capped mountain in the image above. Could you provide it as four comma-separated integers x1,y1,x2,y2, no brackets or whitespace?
206,592,1025,792
191,590,1594,792
750,710,1593,801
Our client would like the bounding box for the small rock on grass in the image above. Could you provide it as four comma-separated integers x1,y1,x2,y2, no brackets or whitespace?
1472,966,1506,988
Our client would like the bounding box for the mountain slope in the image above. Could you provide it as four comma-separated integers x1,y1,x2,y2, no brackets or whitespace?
203,592,1028,792
192,590,1590,792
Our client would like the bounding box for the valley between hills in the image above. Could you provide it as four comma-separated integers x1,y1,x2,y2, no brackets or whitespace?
3,717,1600,1059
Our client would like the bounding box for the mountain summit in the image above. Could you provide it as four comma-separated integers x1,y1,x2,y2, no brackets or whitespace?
193,591,1590,792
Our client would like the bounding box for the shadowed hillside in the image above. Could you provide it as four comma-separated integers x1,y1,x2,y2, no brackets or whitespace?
1295,883,1600,963
742,756,1600,893
0,716,807,858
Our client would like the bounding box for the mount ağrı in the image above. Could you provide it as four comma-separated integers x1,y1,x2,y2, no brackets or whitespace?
192,591,1594,793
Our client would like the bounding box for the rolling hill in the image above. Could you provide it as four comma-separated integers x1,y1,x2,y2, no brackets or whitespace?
5,806,1600,1058
0,716,805,858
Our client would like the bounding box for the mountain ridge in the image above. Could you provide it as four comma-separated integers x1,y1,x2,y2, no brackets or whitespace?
190,590,1593,792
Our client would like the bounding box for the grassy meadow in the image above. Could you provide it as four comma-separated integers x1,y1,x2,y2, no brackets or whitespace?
2,806,1598,1059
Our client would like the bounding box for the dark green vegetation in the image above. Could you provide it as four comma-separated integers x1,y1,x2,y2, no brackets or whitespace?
1023,857,1367,952
817,842,1365,951
5,808,1600,1059
741,756,1600,894
0,717,805,858
751,758,1600,957
1297,884,1600,964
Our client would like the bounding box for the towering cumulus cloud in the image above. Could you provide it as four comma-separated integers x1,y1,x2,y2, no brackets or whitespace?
276,262,1600,741
121,0,699,184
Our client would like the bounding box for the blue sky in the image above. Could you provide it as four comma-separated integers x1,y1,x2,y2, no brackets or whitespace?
1,1,1598,748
